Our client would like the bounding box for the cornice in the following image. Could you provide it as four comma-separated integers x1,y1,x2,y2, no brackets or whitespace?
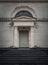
0,18,11,22
37,18,48,22
0,18,48,22
0,0,48,3
12,16,36,22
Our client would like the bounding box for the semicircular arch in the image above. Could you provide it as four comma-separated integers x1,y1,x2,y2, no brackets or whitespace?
11,6,37,18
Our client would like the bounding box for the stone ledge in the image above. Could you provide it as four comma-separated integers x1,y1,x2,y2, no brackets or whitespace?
0,0,48,3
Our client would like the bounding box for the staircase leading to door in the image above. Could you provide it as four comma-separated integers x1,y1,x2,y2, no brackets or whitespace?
0,48,48,65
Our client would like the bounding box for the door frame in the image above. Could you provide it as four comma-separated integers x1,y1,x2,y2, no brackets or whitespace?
13,26,34,48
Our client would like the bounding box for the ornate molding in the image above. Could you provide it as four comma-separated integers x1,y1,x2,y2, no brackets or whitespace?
11,6,36,18
12,16,36,22
14,6,34,11
0,18,48,22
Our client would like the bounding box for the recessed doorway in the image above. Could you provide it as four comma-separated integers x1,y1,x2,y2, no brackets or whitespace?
19,30,29,47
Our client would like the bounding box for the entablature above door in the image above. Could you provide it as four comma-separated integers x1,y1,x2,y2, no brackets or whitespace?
12,16,36,27
12,16,36,22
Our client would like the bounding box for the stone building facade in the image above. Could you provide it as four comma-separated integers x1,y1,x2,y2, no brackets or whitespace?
0,0,48,48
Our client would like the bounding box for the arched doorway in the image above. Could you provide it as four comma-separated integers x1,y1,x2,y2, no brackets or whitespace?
12,9,36,48
15,11,32,48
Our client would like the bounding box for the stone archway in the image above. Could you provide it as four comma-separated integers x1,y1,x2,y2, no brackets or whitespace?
11,6,37,18
11,6,37,48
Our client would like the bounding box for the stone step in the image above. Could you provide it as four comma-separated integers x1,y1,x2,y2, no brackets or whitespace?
0,48,48,64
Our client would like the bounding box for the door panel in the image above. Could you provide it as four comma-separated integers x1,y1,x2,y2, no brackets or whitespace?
19,31,29,47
